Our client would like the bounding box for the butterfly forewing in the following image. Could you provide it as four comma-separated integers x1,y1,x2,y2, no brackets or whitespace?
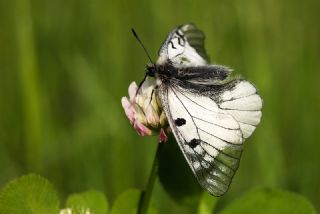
157,24,210,67
157,78,262,196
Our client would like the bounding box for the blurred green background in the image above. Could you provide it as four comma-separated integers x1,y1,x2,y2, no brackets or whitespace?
0,0,319,213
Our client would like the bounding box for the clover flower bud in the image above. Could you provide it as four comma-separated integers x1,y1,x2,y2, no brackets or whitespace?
121,77,170,142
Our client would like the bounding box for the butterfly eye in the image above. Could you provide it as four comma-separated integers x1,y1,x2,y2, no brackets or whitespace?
146,65,156,77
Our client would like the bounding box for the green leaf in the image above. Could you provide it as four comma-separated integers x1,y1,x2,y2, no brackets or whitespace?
158,138,202,205
111,189,157,214
197,192,219,214
219,188,316,214
66,190,109,214
0,174,59,214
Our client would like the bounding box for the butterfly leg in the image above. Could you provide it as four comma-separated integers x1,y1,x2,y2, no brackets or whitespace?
149,88,155,104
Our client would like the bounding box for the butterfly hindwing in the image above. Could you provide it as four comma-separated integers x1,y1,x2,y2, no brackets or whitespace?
217,80,263,139
158,79,262,196
157,24,210,67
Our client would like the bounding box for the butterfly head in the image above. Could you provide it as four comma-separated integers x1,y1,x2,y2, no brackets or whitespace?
146,63,156,77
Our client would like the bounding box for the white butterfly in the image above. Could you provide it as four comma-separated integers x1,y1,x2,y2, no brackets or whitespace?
140,24,262,196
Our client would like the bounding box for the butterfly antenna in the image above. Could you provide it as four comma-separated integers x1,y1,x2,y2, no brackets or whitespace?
131,28,154,64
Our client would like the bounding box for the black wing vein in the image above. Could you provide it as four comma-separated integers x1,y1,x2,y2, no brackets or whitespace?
171,88,200,139
193,115,239,130
197,127,242,146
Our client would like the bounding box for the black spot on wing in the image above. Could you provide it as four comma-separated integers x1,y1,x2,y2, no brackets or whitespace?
189,139,200,148
174,118,186,126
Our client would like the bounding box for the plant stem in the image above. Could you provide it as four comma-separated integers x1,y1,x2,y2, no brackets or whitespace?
15,0,42,171
137,143,164,214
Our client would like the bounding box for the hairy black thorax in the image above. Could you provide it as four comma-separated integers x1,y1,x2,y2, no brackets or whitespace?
145,62,236,96
146,62,177,83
